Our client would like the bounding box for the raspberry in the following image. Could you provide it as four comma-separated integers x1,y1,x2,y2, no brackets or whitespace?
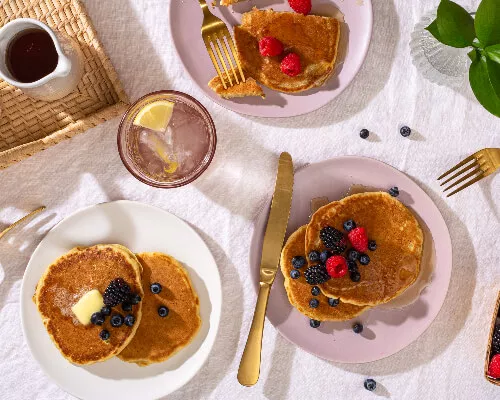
326,256,348,278
288,0,312,15
348,227,368,252
259,36,284,57
280,53,301,77
487,354,500,379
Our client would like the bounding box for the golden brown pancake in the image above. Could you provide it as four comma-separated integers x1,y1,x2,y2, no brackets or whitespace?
234,8,341,93
208,76,265,99
306,192,424,306
34,245,144,365
118,252,201,366
221,0,244,5
281,226,367,321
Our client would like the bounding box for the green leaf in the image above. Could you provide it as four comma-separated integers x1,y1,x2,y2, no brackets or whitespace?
485,44,500,64
487,57,500,99
425,19,444,42
469,55,500,117
436,0,475,48
468,49,479,62
475,0,500,47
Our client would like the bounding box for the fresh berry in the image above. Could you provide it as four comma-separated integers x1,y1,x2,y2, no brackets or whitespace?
103,278,131,307
328,298,340,307
400,126,412,137
320,226,347,254
309,298,319,308
99,329,110,341
359,254,370,265
347,260,358,272
100,306,111,316
364,379,377,391
487,354,500,379
308,251,320,262
150,283,162,294
350,271,361,282
326,256,348,278
280,53,301,77
129,294,141,305
311,286,321,296
347,249,360,261
359,129,369,139
289,0,312,15
110,313,124,327
310,319,321,328
492,325,500,355
290,269,300,279
90,312,105,326
353,323,364,334
292,256,307,269
319,250,332,264
348,227,368,252
124,314,135,327
122,302,132,312
343,219,356,232
158,306,169,318
304,265,330,285
389,187,399,197
259,36,284,57
368,240,377,251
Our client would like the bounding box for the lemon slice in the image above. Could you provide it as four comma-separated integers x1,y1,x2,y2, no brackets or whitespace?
133,100,175,131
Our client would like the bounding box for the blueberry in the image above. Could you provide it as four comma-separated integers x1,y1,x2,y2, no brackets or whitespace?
110,313,124,327
124,314,135,327
359,254,370,265
328,298,340,307
122,302,132,312
290,269,300,279
353,323,364,334
350,271,361,282
90,312,105,326
368,240,377,251
310,319,321,328
347,260,358,272
319,250,331,264
308,251,320,262
150,283,162,294
364,379,377,391
309,298,319,308
292,256,306,269
359,129,369,139
129,294,141,305
99,329,110,341
158,306,169,317
389,186,400,197
100,306,111,316
311,286,321,296
400,126,411,137
347,249,359,261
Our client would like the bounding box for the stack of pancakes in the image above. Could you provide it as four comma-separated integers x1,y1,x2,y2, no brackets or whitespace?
34,246,201,366
280,192,424,322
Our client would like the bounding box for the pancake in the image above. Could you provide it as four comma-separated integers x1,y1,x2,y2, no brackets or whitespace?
234,8,341,93
281,226,367,321
306,192,423,306
34,244,144,365
221,0,244,5
208,76,265,99
118,252,201,366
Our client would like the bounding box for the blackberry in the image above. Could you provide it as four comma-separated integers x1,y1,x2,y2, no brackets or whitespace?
290,269,300,279
359,254,370,265
350,271,361,282
389,187,400,197
311,286,321,296
492,325,500,355
319,226,347,254
319,250,332,264
150,283,162,294
400,126,412,137
328,298,340,307
364,379,377,391
99,330,110,341
353,323,364,334
304,265,330,285
343,219,356,232
309,299,319,308
310,319,321,328
360,129,369,139
292,256,306,269
368,240,377,251
103,278,131,307
308,251,320,262
347,249,360,261
347,260,358,272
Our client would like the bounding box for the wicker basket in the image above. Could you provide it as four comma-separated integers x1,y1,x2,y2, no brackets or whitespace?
0,0,129,170
485,291,500,385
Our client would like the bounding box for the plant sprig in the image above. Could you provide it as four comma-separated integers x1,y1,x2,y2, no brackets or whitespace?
426,0,500,117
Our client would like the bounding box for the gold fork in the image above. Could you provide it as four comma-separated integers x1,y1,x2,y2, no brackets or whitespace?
438,148,500,197
0,206,45,240
198,0,245,89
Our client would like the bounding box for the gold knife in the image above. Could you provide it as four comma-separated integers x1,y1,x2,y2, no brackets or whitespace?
0,206,45,240
237,152,294,387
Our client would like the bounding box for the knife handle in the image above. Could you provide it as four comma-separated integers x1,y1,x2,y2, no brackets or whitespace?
237,282,271,387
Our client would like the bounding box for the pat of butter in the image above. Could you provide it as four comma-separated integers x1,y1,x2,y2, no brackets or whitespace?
71,289,105,325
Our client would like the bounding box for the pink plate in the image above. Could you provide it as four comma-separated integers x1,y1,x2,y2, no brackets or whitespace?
169,1,373,118
249,156,453,363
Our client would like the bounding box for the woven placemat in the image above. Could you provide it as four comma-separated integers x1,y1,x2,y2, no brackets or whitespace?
0,0,129,169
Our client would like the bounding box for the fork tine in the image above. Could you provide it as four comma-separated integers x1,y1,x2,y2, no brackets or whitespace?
446,173,485,197
223,31,245,82
217,32,239,84
213,35,233,87
204,36,227,89
440,160,479,186
443,166,484,192
437,154,476,180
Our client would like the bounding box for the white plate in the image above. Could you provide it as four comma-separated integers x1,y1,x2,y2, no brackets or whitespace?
21,201,222,400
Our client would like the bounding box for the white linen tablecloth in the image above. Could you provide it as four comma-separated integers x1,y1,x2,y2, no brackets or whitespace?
1,0,499,399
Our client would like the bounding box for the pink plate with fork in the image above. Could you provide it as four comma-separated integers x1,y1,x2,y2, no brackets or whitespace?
249,156,453,363
169,0,373,118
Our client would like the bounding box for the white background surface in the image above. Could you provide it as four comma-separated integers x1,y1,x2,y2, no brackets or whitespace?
0,0,499,399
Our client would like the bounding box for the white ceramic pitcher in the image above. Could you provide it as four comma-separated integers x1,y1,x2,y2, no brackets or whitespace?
0,18,84,101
